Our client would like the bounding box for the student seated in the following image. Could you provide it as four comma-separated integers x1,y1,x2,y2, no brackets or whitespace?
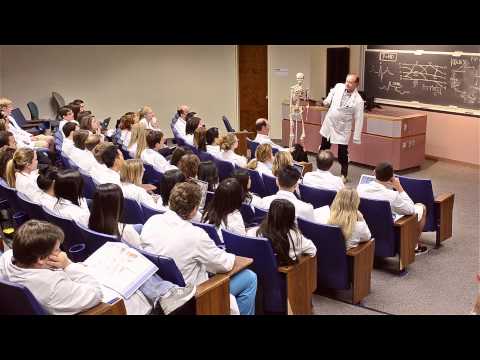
177,153,200,179
6,148,44,203
247,143,274,176
0,129,16,150
140,182,257,315
202,178,247,241
141,131,177,173
184,116,204,146
118,114,135,146
230,168,263,211
62,122,79,157
198,161,219,192
315,188,371,249
157,169,186,212
0,97,54,151
89,183,196,315
36,166,58,209
217,133,247,168
91,143,123,185
0,220,103,315
356,162,428,255
172,105,189,139
302,150,344,191
127,123,147,159
49,169,90,226
170,146,192,167
58,106,80,139
258,165,316,222
138,106,160,130
205,127,220,156
247,199,317,265
254,118,292,152
194,126,207,152
272,150,294,177
120,159,163,209
72,132,100,173
79,115,104,140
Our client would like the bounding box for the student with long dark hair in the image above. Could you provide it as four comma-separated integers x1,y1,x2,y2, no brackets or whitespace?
184,116,204,146
198,161,219,192
230,168,263,210
247,199,316,266
50,169,90,226
201,178,246,240
36,166,58,209
158,169,186,208
170,146,192,167
88,182,196,315
205,127,220,156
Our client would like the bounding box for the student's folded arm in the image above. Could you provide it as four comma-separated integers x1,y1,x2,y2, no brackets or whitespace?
300,234,317,256
392,192,416,215
357,221,372,242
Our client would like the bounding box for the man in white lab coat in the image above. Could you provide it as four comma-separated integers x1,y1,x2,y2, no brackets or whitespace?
320,74,364,182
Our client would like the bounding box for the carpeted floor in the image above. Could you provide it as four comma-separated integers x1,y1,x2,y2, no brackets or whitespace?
306,156,479,315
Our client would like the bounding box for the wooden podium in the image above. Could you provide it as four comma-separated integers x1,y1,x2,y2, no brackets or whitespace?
233,131,256,157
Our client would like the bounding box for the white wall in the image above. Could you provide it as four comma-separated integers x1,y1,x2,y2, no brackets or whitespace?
1,45,238,137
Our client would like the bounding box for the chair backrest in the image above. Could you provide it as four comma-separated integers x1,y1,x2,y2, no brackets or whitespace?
42,206,85,251
214,158,235,181
262,173,278,196
120,146,132,160
16,192,45,221
170,121,180,140
239,202,257,227
74,220,120,259
79,170,96,200
0,279,48,315
121,198,145,225
52,92,66,110
248,139,259,158
198,151,215,162
142,163,164,185
183,143,199,155
253,206,268,222
222,115,235,132
358,197,396,257
54,132,63,152
125,243,186,287
222,229,286,313
298,183,337,209
11,108,29,126
204,191,215,209
398,175,436,232
60,152,70,169
297,217,350,290
0,182,28,226
68,159,79,171
141,203,165,223
247,168,267,197
191,221,223,247
27,101,40,120
175,136,186,147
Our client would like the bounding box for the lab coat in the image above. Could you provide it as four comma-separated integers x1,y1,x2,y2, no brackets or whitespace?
62,138,75,157
206,144,221,157
50,198,91,227
120,182,163,209
141,149,177,173
15,170,44,204
254,161,273,177
247,227,317,260
259,190,316,222
254,133,287,152
205,210,246,243
70,148,98,174
140,210,235,286
218,150,247,168
174,118,187,139
91,164,121,185
302,169,344,192
320,83,364,145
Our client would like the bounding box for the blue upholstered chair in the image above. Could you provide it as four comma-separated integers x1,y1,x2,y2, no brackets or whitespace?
121,197,145,225
42,206,85,251
262,173,278,196
214,158,235,181
0,279,48,315
73,221,120,260
198,151,215,162
78,170,96,200
298,183,336,209
247,169,267,197
191,221,223,247
16,192,46,221
141,203,165,223
0,182,29,226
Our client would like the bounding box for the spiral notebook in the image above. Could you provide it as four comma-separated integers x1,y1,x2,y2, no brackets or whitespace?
84,242,158,300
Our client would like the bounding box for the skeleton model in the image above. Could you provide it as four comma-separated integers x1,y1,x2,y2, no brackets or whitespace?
289,72,309,147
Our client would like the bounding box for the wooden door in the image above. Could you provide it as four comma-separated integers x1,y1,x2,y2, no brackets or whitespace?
326,47,350,94
238,45,268,133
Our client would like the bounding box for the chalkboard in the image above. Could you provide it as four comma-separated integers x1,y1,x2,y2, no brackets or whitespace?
364,46,480,114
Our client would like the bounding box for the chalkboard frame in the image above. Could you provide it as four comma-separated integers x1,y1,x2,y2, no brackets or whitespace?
363,46,480,117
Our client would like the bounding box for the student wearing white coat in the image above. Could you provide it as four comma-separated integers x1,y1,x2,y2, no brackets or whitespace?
70,133,99,174
217,133,248,168
320,74,364,181
254,118,292,152
201,178,247,243
61,122,79,158
91,144,123,186
0,220,103,315
247,143,274,177
356,162,428,255
57,107,79,139
302,150,344,192
141,131,177,173
140,182,257,315
258,165,318,223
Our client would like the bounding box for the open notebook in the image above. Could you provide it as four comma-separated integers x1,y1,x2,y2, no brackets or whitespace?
358,174,405,222
84,242,158,301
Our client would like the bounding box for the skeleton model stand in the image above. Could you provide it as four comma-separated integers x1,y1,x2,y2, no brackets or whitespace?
289,72,309,148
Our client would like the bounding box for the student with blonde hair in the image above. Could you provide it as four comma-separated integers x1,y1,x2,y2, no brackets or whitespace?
247,143,274,176
193,127,207,152
316,187,371,249
271,150,294,177
138,106,159,130
6,148,43,203
217,133,247,168
135,128,150,160
128,123,147,159
120,159,162,209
